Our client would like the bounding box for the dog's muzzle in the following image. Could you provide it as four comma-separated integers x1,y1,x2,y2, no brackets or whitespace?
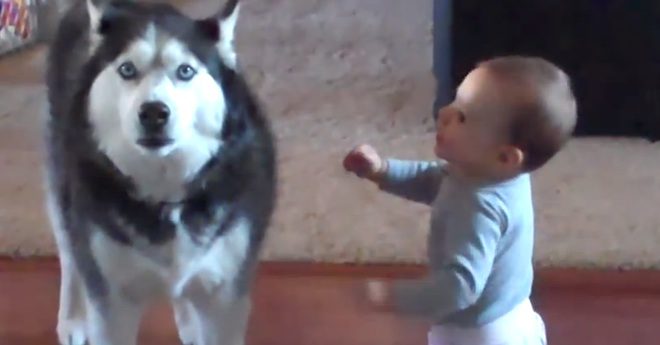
137,101,174,149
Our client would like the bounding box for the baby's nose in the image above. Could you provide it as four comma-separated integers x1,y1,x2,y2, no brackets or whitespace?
440,111,454,127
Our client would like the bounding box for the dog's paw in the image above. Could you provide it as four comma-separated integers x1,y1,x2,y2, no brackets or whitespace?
177,329,195,345
57,319,87,345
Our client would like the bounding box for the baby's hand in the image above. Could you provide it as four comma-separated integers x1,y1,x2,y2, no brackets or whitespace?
364,279,394,311
343,144,386,181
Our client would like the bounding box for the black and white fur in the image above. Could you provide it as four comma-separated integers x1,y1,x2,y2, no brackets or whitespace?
43,0,276,344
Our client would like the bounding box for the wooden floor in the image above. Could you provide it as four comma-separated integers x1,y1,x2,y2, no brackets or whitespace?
2,259,660,345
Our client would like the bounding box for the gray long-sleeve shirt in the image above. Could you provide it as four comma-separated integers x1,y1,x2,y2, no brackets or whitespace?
379,158,535,327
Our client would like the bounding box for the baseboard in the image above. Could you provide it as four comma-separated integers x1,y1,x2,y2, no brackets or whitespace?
2,256,659,294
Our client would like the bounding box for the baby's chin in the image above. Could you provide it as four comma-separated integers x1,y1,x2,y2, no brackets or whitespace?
434,143,449,160
434,146,469,169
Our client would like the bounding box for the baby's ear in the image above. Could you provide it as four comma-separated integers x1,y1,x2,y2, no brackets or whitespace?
498,145,524,170
196,0,240,69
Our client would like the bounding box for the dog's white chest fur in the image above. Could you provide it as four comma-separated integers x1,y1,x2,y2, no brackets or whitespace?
102,139,220,202
90,212,250,302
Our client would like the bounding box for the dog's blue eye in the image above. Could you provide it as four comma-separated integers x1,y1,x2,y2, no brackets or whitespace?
117,62,138,80
176,64,196,81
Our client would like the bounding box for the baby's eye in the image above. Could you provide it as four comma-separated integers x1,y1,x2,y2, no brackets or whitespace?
458,112,466,123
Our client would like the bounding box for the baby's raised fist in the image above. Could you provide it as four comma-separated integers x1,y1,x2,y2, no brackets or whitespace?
343,144,385,180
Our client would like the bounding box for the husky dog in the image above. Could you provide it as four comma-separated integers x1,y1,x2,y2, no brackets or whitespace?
43,0,276,344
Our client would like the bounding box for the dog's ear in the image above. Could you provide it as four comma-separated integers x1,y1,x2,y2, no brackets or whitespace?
86,0,108,34
197,0,240,69
86,0,115,51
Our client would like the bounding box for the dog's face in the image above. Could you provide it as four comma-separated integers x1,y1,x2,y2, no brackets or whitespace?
87,0,240,158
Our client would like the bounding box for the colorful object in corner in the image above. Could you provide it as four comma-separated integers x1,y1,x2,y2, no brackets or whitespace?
0,0,37,56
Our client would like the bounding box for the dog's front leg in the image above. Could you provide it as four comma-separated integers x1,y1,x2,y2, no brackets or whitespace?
47,193,88,345
186,291,251,345
85,293,145,345
174,298,197,345
55,255,88,345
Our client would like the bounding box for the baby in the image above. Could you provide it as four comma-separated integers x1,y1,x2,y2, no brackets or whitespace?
343,56,577,345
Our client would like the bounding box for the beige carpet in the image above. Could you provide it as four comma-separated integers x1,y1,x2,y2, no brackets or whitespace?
1,0,660,269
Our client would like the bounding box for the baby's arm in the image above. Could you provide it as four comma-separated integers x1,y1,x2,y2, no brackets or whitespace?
389,196,504,319
343,144,445,205
377,158,446,205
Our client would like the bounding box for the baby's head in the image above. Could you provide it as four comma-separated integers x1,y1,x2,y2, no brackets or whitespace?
434,56,577,181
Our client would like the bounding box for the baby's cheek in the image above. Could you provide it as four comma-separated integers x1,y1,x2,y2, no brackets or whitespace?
451,126,471,145
456,128,486,158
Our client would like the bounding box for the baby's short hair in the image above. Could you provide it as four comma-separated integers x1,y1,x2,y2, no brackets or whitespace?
478,56,577,172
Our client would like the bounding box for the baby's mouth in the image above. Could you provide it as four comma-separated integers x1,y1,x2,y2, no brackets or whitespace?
435,133,445,145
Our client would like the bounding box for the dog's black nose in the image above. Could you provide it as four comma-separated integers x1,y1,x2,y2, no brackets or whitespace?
139,101,170,130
